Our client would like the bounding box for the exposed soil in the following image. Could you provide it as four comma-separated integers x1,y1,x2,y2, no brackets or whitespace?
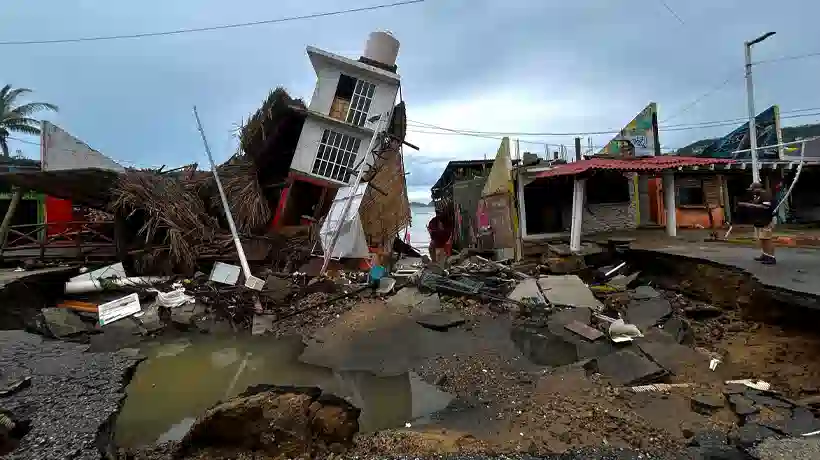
348,283,820,457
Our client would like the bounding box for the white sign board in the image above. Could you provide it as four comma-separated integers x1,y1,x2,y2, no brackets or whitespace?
209,262,241,285
98,293,141,326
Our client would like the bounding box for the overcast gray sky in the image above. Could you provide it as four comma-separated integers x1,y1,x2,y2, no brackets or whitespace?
4,0,820,201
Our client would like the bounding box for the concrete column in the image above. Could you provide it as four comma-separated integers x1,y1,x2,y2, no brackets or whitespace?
638,175,650,226
663,172,677,237
570,178,586,252
516,174,528,239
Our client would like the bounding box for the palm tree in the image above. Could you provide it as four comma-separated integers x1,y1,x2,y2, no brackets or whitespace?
0,85,58,157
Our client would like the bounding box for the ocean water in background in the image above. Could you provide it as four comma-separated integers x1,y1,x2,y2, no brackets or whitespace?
408,205,434,254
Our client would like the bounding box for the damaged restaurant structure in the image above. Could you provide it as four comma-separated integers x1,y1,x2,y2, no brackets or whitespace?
0,31,412,273
436,103,737,255
455,102,820,255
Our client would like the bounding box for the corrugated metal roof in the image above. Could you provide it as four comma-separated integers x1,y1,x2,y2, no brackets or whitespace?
534,156,734,179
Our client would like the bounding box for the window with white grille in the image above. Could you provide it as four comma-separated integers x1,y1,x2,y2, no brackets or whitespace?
312,129,362,183
345,78,376,127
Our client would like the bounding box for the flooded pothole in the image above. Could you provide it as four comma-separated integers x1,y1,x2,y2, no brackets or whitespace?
114,334,453,448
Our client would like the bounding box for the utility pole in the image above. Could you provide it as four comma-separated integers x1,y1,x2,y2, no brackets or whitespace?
745,31,776,184
574,137,582,161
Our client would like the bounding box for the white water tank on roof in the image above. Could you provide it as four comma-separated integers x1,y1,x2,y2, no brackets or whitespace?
363,31,400,67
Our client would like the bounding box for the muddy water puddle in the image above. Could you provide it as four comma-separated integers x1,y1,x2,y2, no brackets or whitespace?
114,334,453,448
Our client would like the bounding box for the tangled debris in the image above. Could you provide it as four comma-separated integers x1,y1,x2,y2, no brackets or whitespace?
111,170,218,273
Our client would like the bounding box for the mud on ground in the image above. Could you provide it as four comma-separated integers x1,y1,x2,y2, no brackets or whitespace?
346,286,820,458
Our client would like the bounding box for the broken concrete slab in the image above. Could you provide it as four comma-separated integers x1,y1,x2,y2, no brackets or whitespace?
587,348,667,386
537,275,603,311
691,393,725,415
744,390,795,409
386,286,429,310
507,278,545,304
415,294,442,314
763,406,820,437
636,337,702,375
724,383,748,395
41,307,90,338
728,394,759,416
264,275,296,302
510,327,579,367
512,323,617,368
415,312,465,331
548,307,592,329
606,271,640,291
660,316,695,345
728,423,780,449
564,321,604,341
632,285,661,300
625,297,673,330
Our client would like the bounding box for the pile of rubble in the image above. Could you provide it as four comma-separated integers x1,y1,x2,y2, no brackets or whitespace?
399,250,820,457
0,257,370,353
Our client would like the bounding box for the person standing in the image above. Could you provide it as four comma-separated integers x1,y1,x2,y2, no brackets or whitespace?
739,183,776,265
427,208,453,264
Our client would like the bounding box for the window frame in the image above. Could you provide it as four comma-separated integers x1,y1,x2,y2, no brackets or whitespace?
345,78,376,127
312,129,362,183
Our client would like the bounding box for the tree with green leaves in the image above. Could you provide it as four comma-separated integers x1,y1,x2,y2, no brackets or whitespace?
0,84,58,157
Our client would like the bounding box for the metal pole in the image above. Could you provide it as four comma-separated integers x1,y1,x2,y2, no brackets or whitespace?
192,106,262,290
745,43,760,184
574,137,582,161
744,32,775,184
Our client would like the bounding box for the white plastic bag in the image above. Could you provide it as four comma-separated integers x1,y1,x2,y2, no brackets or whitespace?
153,288,195,308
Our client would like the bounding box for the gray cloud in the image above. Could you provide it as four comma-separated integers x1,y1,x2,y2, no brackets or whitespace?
3,0,820,195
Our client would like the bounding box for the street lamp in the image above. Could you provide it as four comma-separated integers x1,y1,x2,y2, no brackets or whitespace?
745,31,776,184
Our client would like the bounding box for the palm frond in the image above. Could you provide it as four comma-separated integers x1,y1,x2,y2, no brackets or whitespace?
0,136,8,157
0,114,39,125
1,87,32,106
10,102,58,117
4,124,40,136
0,85,11,101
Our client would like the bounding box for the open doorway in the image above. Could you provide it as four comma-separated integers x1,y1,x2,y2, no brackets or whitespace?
523,177,573,235
280,179,331,227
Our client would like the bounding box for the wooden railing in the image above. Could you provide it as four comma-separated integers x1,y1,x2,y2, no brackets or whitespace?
0,221,116,260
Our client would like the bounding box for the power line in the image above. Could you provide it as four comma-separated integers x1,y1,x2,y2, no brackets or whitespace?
755,50,820,65
407,107,820,138
6,136,39,146
660,73,741,123
657,0,685,25
0,0,424,46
